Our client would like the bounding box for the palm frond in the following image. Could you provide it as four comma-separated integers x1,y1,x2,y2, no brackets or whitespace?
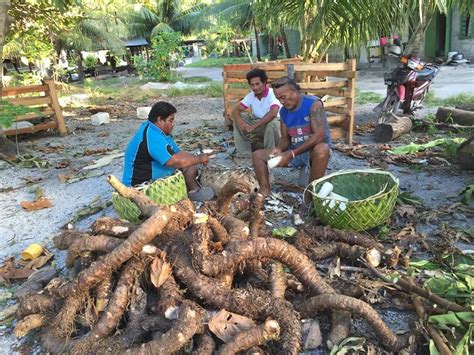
151,22,175,37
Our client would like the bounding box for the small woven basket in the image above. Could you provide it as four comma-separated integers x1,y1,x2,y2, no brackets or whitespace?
112,171,187,223
309,169,399,231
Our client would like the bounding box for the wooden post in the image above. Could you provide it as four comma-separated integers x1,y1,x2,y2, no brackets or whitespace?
346,59,356,144
287,64,295,79
222,70,232,130
44,79,67,136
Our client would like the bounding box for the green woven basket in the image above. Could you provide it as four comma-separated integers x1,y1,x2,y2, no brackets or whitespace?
309,169,399,231
112,171,187,223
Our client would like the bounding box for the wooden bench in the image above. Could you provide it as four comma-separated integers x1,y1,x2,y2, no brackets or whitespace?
94,65,113,77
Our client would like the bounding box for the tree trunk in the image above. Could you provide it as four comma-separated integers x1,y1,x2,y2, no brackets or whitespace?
457,136,474,171
436,107,474,126
0,0,20,160
374,114,413,142
270,36,278,61
252,20,261,62
403,5,433,56
281,27,291,58
12,60,20,73
77,51,84,82
0,0,11,90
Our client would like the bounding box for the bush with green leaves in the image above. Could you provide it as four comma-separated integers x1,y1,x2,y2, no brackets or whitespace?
0,101,41,129
133,55,148,79
7,72,42,87
84,55,97,69
142,31,183,82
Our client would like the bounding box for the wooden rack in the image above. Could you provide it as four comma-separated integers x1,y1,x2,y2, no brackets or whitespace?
223,59,356,144
1,79,67,136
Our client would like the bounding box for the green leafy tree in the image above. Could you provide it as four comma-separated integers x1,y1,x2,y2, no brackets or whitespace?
1,0,73,158
178,0,263,60
145,31,183,81
263,0,474,61
56,0,129,81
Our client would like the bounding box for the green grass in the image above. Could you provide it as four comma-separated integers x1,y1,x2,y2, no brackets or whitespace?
187,56,255,68
183,76,213,83
355,89,384,105
165,82,223,97
425,92,474,107
61,76,223,106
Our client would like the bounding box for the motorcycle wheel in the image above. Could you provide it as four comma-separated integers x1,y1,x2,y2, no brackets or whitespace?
382,90,401,114
378,89,401,123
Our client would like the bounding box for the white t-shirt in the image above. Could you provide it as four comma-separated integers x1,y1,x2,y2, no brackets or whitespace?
240,87,281,119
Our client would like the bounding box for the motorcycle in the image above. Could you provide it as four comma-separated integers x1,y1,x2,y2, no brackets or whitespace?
376,48,440,122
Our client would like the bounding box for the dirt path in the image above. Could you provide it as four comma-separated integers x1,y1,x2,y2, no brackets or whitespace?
1,94,471,261
0,93,472,352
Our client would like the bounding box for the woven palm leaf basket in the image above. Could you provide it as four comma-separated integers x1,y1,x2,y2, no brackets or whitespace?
309,169,399,231
112,171,187,223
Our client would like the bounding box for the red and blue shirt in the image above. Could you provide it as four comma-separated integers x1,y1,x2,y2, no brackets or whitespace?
122,121,180,187
280,95,332,148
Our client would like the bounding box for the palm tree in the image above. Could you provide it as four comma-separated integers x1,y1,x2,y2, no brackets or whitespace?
402,0,473,55
58,16,126,81
176,0,266,61
264,0,473,61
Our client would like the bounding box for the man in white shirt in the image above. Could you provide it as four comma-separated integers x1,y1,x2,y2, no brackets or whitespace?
231,69,281,156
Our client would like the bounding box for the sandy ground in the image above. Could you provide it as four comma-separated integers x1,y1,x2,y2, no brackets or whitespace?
0,82,472,352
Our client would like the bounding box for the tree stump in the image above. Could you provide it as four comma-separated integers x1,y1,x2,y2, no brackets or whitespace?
436,107,474,126
374,114,413,142
457,136,474,170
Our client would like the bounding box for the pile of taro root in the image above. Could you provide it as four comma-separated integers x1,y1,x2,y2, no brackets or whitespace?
13,175,469,354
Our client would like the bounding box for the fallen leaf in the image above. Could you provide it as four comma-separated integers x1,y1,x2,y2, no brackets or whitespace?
0,304,18,322
54,160,71,169
150,252,172,289
83,152,124,170
17,249,53,269
272,226,297,238
330,336,366,355
302,319,322,350
208,309,256,343
0,258,35,285
20,176,42,184
66,196,111,225
59,169,104,184
58,170,77,183
20,198,52,211
84,147,110,155
396,204,417,218
392,225,416,240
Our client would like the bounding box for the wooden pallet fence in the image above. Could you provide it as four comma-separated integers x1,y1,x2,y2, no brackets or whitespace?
223,59,356,144
223,58,302,126
1,79,67,136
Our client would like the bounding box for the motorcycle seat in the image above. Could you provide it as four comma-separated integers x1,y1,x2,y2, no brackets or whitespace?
416,66,439,81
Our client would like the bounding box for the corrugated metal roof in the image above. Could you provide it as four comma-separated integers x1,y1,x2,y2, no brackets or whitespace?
124,38,149,47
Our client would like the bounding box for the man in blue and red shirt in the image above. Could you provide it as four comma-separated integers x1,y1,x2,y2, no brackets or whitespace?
252,77,331,197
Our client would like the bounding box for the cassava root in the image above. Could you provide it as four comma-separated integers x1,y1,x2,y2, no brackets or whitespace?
13,175,414,354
